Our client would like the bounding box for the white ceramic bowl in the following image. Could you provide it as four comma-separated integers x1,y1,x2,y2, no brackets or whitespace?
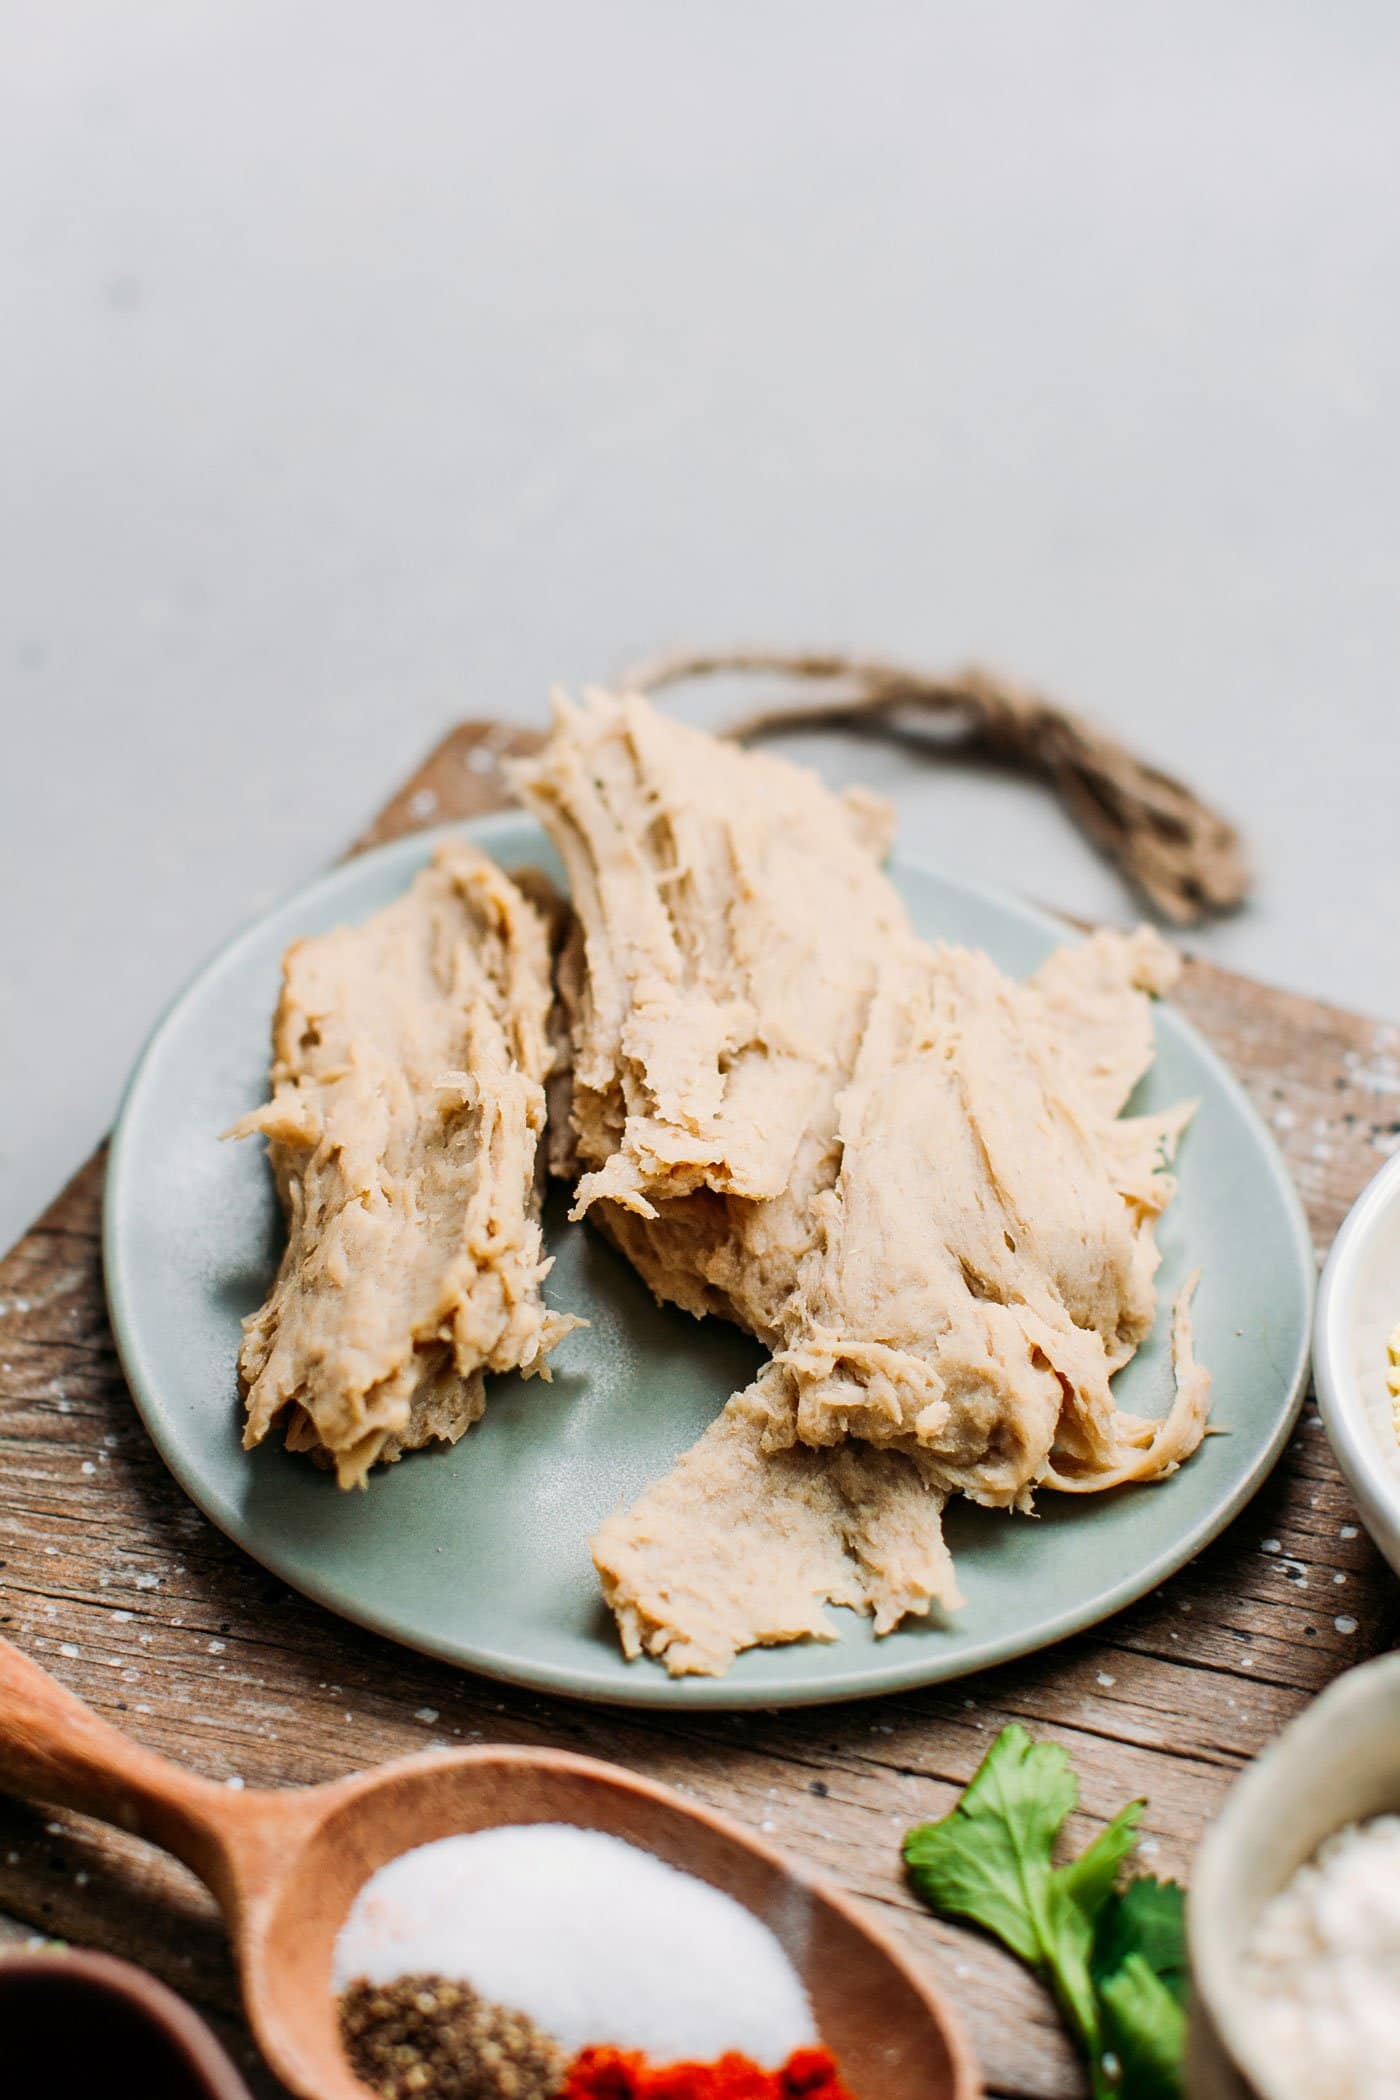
1313,1148,1400,1577
1189,1653,1400,2099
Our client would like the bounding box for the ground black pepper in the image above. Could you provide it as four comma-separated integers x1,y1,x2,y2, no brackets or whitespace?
339,1974,566,2100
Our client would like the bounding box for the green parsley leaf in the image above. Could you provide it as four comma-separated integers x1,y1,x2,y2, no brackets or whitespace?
904,1727,1186,2100
1097,1953,1187,2099
902,1724,1077,1967
1059,1799,1145,1921
1091,1877,1188,2096
1092,1876,1187,2005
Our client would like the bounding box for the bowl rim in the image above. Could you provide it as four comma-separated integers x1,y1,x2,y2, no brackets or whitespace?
1313,1145,1400,1560
0,1945,254,2098
1190,1651,1400,2098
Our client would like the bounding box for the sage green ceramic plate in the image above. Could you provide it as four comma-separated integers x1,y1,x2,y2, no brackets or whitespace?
104,814,1314,1710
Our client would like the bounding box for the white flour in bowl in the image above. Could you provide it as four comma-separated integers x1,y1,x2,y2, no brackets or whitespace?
1240,1815,1400,2100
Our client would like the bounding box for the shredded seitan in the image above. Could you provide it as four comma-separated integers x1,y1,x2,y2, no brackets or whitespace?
233,839,578,1488
520,689,1212,1677
594,1366,960,1680
236,690,1212,1672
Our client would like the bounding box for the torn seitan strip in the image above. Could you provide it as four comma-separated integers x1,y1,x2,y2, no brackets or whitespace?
232,838,579,1488
592,1368,961,1679
1041,1272,1213,1492
780,927,1208,1503
592,923,1208,1674
514,684,921,1239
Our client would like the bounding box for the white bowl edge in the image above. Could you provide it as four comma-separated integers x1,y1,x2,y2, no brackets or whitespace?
1190,1653,1400,2099
1314,1148,1400,1576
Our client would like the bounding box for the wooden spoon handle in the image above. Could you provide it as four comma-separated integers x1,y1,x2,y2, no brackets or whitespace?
0,1636,232,1880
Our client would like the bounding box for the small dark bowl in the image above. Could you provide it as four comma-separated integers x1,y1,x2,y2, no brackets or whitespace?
0,1946,255,2099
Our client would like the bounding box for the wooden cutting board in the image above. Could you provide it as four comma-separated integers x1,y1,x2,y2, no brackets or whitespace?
2,722,1398,2100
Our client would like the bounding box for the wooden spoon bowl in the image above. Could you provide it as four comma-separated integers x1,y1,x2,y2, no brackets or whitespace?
0,1637,980,2098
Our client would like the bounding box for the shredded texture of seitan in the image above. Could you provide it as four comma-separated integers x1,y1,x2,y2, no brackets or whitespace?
233,838,579,1488
518,689,1212,1677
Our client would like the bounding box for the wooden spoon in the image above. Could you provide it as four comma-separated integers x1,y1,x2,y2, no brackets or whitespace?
0,1638,980,2098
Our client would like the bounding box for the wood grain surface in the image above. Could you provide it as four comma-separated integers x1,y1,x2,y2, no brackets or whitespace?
1,721,1397,2100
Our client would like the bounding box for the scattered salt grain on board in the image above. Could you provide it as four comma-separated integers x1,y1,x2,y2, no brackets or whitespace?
332,1824,815,2067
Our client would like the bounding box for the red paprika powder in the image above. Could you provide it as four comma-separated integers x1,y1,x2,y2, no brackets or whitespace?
560,2043,858,2100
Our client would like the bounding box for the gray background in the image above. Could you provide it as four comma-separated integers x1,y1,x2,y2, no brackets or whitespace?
3,2,1398,1253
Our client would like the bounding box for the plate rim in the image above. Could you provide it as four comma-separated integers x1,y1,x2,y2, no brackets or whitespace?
103,812,1317,1710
